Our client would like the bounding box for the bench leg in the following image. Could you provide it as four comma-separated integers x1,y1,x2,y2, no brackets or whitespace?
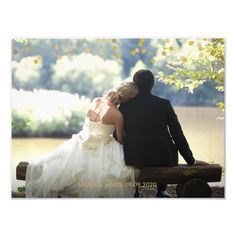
176,178,212,198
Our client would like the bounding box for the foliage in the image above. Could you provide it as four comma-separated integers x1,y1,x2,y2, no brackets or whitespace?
51,53,122,98
12,89,90,137
17,186,25,193
12,38,224,108
156,38,224,110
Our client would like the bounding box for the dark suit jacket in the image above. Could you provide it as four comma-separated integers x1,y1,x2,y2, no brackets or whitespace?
119,91,195,167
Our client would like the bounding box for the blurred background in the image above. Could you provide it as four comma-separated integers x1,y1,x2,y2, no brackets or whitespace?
11,38,224,191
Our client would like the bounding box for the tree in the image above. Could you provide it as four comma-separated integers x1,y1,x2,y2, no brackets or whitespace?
51,53,122,98
12,38,224,108
156,38,224,111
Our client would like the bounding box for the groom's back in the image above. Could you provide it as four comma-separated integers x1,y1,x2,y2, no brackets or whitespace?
119,91,178,167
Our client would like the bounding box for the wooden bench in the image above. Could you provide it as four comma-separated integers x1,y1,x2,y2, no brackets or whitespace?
16,162,222,197
135,164,222,197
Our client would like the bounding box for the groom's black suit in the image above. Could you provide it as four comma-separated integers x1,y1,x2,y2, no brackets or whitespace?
119,91,195,167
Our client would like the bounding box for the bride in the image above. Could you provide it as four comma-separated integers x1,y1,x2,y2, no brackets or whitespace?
25,81,139,198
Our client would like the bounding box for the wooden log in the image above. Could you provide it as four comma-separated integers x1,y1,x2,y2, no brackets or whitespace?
135,164,222,185
16,162,222,186
176,178,212,197
16,162,29,180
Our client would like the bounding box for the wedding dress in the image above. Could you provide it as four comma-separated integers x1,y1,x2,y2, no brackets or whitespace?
25,117,136,198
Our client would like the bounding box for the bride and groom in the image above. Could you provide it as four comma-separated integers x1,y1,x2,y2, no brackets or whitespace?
25,69,206,198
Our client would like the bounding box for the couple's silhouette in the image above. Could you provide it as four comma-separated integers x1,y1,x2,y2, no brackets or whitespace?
26,69,202,198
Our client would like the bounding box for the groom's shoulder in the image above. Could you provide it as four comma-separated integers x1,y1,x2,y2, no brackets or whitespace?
151,94,171,105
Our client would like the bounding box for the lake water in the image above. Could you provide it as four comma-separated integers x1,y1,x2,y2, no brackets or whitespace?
12,107,225,191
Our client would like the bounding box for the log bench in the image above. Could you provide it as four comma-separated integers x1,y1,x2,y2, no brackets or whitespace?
16,162,222,198
135,164,222,197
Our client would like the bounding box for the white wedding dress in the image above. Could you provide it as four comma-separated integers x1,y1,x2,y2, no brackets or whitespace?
25,117,136,198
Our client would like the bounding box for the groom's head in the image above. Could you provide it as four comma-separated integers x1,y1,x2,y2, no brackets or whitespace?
133,70,154,92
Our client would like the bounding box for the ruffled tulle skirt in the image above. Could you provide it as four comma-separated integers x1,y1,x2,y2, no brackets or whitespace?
25,133,136,198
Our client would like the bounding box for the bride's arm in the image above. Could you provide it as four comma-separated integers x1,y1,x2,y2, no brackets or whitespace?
114,112,124,144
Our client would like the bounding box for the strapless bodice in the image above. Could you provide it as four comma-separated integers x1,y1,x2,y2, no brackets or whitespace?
77,117,116,149
82,117,115,137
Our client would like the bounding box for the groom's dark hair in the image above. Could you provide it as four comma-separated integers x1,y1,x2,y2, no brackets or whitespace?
133,69,154,92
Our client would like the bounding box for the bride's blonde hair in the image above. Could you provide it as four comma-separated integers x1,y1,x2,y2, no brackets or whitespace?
104,81,139,105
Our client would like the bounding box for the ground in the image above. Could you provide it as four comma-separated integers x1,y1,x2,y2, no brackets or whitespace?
138,185,224,198
11,185,224,198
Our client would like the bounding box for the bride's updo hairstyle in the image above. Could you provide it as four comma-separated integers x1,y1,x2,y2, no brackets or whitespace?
117,81,139,104
104,81,139,105
103,88,121,105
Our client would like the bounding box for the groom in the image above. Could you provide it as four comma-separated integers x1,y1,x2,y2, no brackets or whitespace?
119,69,206,197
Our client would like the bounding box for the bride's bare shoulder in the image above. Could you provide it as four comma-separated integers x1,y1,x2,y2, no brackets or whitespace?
107,106,123,119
